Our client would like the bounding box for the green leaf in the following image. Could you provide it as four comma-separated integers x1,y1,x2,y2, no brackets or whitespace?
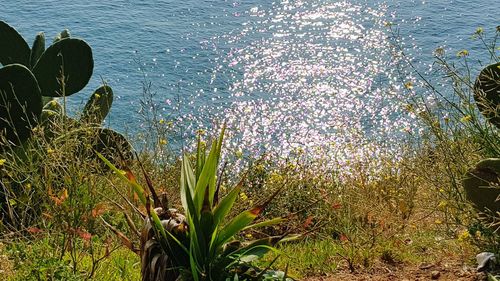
217,206,262,245
194,138,219,213
181,154,196,216
213,184,241,226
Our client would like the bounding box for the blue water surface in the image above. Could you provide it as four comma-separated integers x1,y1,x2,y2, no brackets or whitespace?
1,0,499,161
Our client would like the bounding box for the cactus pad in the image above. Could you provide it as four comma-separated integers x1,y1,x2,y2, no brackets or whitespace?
81,85,113,124
0,21,30,67
473,62,500,128
0,64,42,145
30,32,46,69
33,38,93,97
462,158,500,213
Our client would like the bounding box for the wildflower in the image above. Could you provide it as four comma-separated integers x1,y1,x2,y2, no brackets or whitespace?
0,159,6,166
94,93,101,99
159,139,167,145
475,27,484,35
475,230,482,239
460,115,472,122
50,100,58,107
47,148,55,154
245,233,253,239
434,219,442,225
434,47,445,57
457,230,470,241
438,200,447,209
159,119,165,124
457,49,469,57
384,21,393,27
196,129,206,136
404,81,414,90
235,149,243,159
239,192,248,201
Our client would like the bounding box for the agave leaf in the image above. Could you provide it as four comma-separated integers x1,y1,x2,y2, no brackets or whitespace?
213,184,241,226
212,124,226,198
238,245,276,263
200,187,214,234
217,207,262,246
190,250,200,281
227,236,283,259
181,154,197,216
149,206,189,255
196,134,204,179
194,138,219,213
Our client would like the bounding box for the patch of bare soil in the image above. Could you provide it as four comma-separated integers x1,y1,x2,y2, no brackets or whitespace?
304,260,491,281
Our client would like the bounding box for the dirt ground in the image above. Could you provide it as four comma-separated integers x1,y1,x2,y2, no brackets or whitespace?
304,260,494,281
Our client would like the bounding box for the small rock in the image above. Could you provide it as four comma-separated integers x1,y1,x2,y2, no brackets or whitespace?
431,270,441,280
476,252,496,272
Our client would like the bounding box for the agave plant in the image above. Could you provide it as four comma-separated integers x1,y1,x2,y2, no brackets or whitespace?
99,127,295,281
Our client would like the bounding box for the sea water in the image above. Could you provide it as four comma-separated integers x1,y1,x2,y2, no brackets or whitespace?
1,0,499,164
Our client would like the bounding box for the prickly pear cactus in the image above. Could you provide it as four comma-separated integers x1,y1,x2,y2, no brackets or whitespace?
462,158,500,213
33,38,93,97
473,62,500,128
0,21,30,66
30,32,45,69
81,85,113,124
0,64,42,145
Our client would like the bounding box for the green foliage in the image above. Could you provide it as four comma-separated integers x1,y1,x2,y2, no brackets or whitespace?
100,127,296,280
32,38,93,97
460,61,500,215
462,158,500,213
0,64,42,145
81,85,113,124
0,20,130,161
474,62,500,128
0,21,30,66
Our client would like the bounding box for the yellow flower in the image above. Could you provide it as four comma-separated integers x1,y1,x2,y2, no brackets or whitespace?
438,200,447,209
159,139,167,145
475,27,484,35
457,230,470,241
0,159,6,166
94,93,101,99
457,49,469,57
245,233,253,239
159,119,165,124
460,115,472,122
404,81,414,90
240,192,248,201
235,150,243,159
47,148,55,154
434,219,442,225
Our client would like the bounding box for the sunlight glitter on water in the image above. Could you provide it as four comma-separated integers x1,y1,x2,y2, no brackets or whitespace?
198,0,418,169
